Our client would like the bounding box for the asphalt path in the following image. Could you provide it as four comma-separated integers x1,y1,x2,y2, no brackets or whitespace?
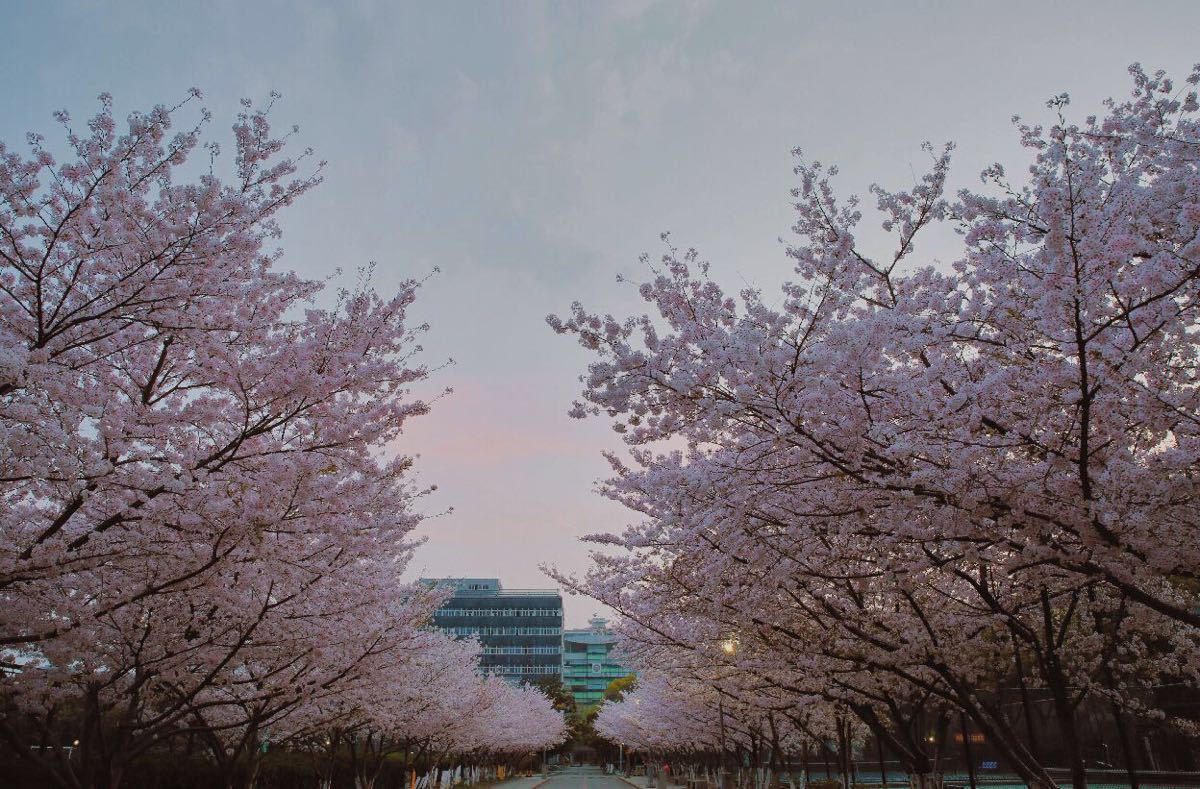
541,765,642,789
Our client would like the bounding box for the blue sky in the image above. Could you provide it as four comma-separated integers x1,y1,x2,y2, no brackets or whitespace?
5,0,1199,625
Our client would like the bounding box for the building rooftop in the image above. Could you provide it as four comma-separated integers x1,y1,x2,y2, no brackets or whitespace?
564,616,616,641
563,631,615,643
419,577,561,597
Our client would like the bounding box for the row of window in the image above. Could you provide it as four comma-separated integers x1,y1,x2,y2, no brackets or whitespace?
441,626,562,636
435,608,562,618
482,646,562,655
486,665,560,675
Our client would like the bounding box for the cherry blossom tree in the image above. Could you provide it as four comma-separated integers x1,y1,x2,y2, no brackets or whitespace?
184,584,447,789
595,666,847,789
0,92,443,789
553,64,1200,789
1,90,569,789
291,631,567,789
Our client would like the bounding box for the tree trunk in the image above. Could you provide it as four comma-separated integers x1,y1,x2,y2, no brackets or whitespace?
958,712,976,789
106,762,124,789
1140,735,1158,772
905,775,942,789
1044,645,1087,789
241,756,263,789
1013,644,1042,763
945,673,1055,788
836,721,851,789
1111,702,1139,789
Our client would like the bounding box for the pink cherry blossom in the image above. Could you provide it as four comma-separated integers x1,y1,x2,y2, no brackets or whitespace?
0,93,564,789
552,64,1200,789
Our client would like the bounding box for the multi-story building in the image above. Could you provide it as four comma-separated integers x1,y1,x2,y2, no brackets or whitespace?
422,578,563,682
562,616,634,707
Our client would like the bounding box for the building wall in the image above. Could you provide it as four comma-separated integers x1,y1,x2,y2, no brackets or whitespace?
562,617,634,707
423,578,563,681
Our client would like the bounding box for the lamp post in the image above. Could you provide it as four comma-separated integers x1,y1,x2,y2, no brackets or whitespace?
718,695,731,789
717,637,738,789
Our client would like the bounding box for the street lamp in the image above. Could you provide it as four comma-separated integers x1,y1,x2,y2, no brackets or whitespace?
717,636,738,789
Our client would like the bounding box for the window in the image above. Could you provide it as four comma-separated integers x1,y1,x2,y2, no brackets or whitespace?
488,665,561,676
440,626,562,637
435,608,563,618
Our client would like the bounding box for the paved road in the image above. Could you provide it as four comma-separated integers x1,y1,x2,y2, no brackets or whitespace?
539,765,642,789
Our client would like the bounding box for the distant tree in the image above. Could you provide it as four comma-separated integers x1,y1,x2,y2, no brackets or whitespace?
525,675,576,716
569,704,602,752
603,675,637,703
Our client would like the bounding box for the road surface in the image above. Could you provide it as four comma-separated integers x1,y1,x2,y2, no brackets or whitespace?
539,765,644,789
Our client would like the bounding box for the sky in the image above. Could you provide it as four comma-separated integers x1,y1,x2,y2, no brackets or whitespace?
4,1,1199,626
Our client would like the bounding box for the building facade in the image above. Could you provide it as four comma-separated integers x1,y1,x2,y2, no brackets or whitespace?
562,616,634,707
422,578,563,682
